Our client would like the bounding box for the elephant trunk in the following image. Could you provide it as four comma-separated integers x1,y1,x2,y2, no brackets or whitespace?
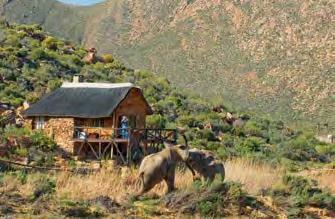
182,134,188,148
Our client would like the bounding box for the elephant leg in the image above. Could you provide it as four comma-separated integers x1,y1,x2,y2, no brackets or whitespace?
165,166,176,194
218,164,225,182
165,177,175,194
136,173,151,196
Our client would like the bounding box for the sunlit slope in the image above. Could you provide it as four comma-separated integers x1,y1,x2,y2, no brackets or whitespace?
2,0,334,130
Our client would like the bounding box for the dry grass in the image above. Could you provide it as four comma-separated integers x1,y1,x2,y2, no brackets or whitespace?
53,158,282,200
317,173,335,194
225,158,283,194
54,166,194,201
300,170,335,194
1,158,283,202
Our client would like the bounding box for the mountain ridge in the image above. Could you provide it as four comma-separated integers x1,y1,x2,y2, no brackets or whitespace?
1,0,334,131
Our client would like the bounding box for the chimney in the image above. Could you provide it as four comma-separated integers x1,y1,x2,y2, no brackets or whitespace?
73,74,83,83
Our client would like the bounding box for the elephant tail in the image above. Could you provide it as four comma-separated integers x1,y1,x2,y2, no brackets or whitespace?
138,171,144,185
135,172,145,197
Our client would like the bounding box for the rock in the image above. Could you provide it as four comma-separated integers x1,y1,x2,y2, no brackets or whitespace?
83,48,97,64
232,118,245,128
161,191,192,208
89,196,121,213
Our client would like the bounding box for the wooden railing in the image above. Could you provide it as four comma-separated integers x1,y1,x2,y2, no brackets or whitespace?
72,127,178,162
73,127,177,143
73,126,130,140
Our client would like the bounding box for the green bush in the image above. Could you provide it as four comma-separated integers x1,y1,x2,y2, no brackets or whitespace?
281,175,335,209
30,48,49,60
17,170,28,184
30,131,57,152
315,144,335,156
31,176,56,200
177,114,202,128
196,129,218,141
42,36,58,50
243,120,263,137
14,147,28,157
235,137,265,155
146,114,167,129
102,54,114,63
196,182,246,216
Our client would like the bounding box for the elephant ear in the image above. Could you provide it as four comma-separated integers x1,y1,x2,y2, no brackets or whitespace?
163,141,174,148
178,145,187,150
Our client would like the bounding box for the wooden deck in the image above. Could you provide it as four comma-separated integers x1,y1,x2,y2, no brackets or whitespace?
73,128,177,164
74,138,130,164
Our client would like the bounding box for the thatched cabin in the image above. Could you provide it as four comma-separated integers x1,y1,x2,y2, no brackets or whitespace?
24,81,153,159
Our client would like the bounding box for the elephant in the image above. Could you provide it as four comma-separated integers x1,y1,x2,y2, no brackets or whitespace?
186,148,225,183
137,135,190,195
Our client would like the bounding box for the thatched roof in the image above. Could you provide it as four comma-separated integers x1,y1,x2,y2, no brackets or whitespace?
24,83,153,118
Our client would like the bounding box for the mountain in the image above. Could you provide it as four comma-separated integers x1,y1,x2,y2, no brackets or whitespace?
1,0,334,131
0,20,335,219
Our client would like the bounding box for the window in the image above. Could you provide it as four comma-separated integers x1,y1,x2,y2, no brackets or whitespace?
129,115,137,128
34,116,46,130
91,119,104,127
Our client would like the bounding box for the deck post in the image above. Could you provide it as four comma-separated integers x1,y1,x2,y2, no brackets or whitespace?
111,143,114,160
99,141,101,158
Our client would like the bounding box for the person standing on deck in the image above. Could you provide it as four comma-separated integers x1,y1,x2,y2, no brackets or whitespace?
120,116,129,139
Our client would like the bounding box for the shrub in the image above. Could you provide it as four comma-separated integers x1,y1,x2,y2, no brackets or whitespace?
42,36,58,50
146,114,167,129
196,129,218,141
47,79,62,91
280,175,335,210
29,131,57,152
102,54,114,63
196,182,246,216
243,120,263,137
17,170,28,184
315,144,335,156
30,48,49,60
206,141,222,151
198,200,217,216
14,147,28,157
177,114,202,128
3,126,30,139
5,35,21,47
31,176,56,200
235,137,265,155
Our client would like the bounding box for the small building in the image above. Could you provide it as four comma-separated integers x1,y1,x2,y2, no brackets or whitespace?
24,81,155,161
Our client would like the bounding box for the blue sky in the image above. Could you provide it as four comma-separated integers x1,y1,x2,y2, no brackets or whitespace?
58,0,105,6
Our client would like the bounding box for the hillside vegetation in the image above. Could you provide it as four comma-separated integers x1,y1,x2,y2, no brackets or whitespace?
1,0,334,131
1,22,334,168
0,23,334,218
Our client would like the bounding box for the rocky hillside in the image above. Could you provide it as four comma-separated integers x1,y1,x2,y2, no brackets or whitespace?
0,21,334,219
2,0,334,131
1,21,335,171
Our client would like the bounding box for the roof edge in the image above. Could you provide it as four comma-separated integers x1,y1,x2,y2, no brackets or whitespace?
61,82,134,89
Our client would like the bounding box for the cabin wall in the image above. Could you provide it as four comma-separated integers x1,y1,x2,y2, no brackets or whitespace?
46,118,74,153
114,89,148,129
25,117,74,153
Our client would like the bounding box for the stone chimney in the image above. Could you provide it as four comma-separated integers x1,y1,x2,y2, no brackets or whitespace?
73,74,83,83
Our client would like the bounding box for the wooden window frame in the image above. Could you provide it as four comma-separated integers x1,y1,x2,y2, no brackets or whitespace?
34,116,46,130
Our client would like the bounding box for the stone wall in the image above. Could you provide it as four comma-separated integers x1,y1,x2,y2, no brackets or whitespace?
45,118,74,153
24,117,74,153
